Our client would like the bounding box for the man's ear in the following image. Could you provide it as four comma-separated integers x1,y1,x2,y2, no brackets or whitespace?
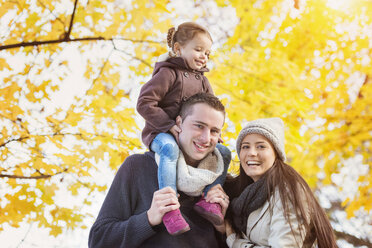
176,115,182,127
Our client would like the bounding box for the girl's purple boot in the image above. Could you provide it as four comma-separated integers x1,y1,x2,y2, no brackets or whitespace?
162,209,190,235
193,197,224,225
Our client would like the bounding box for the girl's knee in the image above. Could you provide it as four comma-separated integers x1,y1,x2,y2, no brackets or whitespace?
160,143,179,160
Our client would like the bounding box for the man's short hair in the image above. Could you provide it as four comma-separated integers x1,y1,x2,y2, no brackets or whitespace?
179,93,225,120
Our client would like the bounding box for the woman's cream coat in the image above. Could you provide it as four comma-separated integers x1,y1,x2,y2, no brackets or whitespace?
227,191,315,248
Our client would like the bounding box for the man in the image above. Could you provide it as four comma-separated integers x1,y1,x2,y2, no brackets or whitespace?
88,93,230,248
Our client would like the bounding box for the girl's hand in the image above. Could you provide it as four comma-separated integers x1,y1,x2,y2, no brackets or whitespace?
169,125,181,143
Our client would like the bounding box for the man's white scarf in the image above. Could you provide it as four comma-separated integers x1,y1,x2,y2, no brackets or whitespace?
155,148,224,196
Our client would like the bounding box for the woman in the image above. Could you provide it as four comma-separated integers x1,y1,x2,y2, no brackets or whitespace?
224,117,337,248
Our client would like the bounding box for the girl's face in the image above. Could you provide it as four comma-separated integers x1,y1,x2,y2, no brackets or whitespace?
175,33,212,70
239,133,276,182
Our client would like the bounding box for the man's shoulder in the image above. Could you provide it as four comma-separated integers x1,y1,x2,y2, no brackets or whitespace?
126,151,154,159
115,152,157,182
120,151,156,170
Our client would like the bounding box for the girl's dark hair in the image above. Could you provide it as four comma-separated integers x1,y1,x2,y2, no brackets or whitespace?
225,160,337,248
166,22,212,51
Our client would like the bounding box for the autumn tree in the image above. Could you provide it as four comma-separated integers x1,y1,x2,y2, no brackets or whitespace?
1,0,371,246
0,0,176,236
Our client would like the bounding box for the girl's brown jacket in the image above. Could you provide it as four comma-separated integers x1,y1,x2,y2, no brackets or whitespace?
137,56,213,148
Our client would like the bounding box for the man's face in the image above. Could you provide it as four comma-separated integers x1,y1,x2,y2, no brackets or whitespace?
176,103,224,167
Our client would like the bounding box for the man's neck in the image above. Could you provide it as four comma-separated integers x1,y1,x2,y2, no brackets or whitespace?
185,158,199,168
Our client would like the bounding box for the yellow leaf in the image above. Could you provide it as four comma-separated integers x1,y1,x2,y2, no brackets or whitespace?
0,58,11,70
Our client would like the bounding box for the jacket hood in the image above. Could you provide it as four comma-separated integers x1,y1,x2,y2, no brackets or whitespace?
152,56,209,76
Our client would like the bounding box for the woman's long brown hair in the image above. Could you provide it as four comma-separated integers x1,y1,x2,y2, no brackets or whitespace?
225,160,338,248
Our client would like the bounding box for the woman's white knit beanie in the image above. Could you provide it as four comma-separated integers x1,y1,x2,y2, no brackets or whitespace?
236,117,286,161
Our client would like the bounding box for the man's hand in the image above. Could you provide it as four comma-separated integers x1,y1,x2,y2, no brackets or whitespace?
204,184,229,232
205,184,229,216
147,187,180,226
169,125,181,143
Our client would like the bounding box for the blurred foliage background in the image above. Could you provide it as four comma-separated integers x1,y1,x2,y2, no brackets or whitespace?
0,0,371,247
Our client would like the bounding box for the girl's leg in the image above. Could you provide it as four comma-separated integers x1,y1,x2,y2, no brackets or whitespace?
151,133,189,235
150,133,179,192
194,143,231,226
203,143,231,195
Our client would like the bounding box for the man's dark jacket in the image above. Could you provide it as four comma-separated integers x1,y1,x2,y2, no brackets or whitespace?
88,152,227,248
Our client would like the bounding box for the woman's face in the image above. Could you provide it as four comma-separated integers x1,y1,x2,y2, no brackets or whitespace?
239,133,276,182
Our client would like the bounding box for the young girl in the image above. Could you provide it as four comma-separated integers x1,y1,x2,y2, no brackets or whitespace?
137,22,231,235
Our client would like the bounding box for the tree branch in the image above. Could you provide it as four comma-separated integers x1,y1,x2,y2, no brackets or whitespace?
36,0,65,27
334,230,372,248
15,222,33,248
65,0,79,39
0,37,107,50
0,37,163,51
0,136,29,147
112,44,152,68
0,168,67,179
358,74,369,99
1,131,140,151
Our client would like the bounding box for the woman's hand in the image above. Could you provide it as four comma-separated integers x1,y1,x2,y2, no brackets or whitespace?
225,219,234,236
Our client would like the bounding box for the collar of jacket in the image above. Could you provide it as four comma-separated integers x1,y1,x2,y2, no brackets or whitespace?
155,56,209,73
